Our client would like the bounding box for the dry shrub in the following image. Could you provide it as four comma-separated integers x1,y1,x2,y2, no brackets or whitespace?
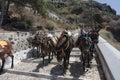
46,20,57,30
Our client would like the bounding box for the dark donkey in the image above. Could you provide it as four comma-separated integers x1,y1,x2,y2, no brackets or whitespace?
76,31,91,71
56,31,74,69
38,32,58,64
88,24,105,57
27,34,41,57
0,40,14,73
45,33,58,62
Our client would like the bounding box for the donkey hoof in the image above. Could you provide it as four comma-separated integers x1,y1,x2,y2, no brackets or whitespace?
0,69,5,75
85,69,88,72
48,61,50,63
0,72,2,75
86,65,90,68
11,67,14,69
0,70,3,73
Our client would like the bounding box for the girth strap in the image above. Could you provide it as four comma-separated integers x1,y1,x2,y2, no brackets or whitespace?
61,49,65,57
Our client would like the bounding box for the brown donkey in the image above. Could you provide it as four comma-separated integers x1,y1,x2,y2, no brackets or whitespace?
0,40,14,73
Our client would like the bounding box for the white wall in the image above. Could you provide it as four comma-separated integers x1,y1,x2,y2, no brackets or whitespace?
98,37,120,80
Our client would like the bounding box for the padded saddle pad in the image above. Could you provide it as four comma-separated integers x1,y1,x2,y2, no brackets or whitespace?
0,40,8,46
0,40,8,52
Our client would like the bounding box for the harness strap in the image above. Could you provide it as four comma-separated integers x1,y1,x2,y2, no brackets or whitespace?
60,38,70,57
65,40,69,50
61,49,65,57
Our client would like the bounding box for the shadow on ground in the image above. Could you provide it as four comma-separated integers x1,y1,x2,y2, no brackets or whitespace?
50,61,86,79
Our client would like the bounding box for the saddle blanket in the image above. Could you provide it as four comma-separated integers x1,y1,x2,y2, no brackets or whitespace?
0,40,7,51
0,40,8,46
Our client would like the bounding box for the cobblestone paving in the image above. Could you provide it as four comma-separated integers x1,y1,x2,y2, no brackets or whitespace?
0,48,105,80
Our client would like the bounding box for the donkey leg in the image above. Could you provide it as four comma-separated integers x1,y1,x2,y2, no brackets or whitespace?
81,54,85,71
8,51,14,68
53,51,57,58
37,47,39,58
10,55,14,68
38,46,41,57
48,52,51,63
42,53,45,64
65,53,70,68
86,53,90,68
68,53,71,64
40,46,42,53
83,58,85,71
52,51,54,59
63,56,67,69
32,47,35,57
0,58,5,72
91,44,96,57
39,46,41,57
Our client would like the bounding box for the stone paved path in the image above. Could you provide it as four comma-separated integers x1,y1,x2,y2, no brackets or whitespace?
0,48,105,80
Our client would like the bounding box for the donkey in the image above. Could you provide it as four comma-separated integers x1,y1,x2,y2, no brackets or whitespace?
76,31,91,71
39,33,58,64
88,24,105,57
56,31,74,69
0,40,14,73
27,35,40,57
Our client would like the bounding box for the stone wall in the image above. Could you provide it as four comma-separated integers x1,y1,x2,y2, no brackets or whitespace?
0,31,34,67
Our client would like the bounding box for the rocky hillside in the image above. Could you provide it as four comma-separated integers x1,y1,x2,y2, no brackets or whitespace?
46,0,120,41
47,0,118,23
0,0,120,41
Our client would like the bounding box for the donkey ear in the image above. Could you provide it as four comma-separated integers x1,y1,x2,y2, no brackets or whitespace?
102,25,106,29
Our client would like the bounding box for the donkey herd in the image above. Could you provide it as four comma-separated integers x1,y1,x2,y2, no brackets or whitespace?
0,24,105,74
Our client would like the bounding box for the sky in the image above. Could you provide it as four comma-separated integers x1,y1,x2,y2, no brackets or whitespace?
96,0,120,15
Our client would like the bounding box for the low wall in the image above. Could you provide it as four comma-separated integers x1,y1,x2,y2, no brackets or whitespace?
97,37,120,80
0,31,33,68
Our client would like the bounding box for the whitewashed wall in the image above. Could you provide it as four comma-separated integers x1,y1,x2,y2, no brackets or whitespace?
97,37,120,80
0,31,33,68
